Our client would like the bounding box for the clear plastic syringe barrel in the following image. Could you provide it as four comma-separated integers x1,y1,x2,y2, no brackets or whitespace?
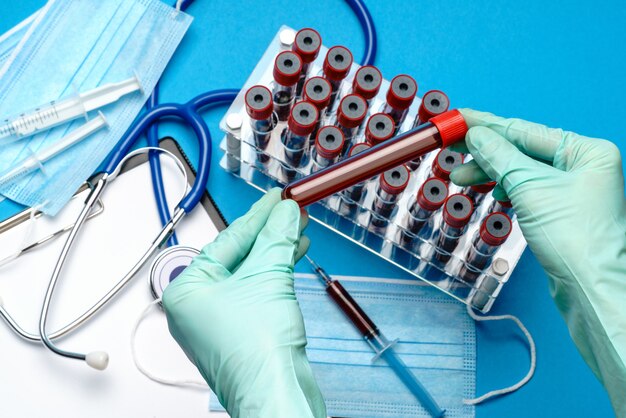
282,109,468,207
0,98,85,141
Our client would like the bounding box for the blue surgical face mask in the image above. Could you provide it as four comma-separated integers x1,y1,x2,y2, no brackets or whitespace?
0,0,192,215
209,274,476,418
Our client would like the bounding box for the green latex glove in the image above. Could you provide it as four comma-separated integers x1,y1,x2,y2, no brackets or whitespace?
450,109,626,416
162,188,326,418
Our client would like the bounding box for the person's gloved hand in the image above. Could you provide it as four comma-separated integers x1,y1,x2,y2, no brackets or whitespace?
162,188,326,418
450,109,626,416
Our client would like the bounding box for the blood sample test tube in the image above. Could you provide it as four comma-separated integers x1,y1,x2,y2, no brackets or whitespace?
323,46,353,113
273,51,303,121
313,126,345,170
292,28,322,97
383,75,417,133
462,181,496,207
365,113,395,146
430,148,464,182
283,110,468,207
340,142,372,203
458,212,512,283
303,76,332,144
336,94,368,152
282,101,319,169
403,177,449,240
432,193,474,264
413,90,450,128
245,85,275,164
370,164,410,228
352,66,383,105
487,196,514,217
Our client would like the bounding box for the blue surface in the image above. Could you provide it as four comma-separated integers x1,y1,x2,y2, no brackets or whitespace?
1,1,623,417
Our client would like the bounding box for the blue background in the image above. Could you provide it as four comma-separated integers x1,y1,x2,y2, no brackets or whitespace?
1,1,623,417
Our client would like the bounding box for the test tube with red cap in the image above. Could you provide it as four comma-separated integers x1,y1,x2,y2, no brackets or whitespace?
352,66,383,106
462,181,496,207
383,75,417,133
281,101,319,173
400,178,449,246
313,126,345,170
458,212,512,283
413,90,450,129
273,51,303,121
303,77,332,145
323,46,353,114
365,113,395,147
340,142,372,204
282,110,468,207
430,148,464,183
432,193,474,264
292,28,322,97
245,85,275,164
487,195,514,217
336,94,368,153
370,164,410,229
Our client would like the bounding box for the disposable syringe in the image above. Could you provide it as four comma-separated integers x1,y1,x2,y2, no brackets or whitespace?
0,75,141,141
305,256,445,418
0,113,108,187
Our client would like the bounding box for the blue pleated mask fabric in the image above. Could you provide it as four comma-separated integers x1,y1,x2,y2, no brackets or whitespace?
209,274,476,418
0,0,192,215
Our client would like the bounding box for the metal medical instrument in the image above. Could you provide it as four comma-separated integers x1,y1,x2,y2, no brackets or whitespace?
0,113,108,187
306,256,445,418
0,76,141,142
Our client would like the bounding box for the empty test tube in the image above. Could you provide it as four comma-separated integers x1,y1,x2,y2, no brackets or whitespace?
336,94,368,153
365,113,395,146
282,101,319,169
370,165,410,228
383,75,417,133
303,77,332,146
313,126,345,170
430,148,464,182
245,85,275,164
282,110,468,207
352,66,383,105
401,178,449,246
432,193,474,264
273,51,303,121
462,181,496,207
408,90,450,170
293,28,322,97
458,212,512,283
322,46,353,113
488,196,514,217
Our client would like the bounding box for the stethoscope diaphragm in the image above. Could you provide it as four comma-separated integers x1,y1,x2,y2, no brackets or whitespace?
149,245,200,300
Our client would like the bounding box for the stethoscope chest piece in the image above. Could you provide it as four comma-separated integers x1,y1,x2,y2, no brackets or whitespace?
150,245,200,300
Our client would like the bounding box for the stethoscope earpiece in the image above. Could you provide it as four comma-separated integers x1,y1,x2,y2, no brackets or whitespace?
86,351,109,371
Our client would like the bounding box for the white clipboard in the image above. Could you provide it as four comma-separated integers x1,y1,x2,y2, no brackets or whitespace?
0,139,228,418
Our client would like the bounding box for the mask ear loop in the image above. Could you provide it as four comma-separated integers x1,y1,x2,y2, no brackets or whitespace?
131,298,208,389
463,305,537,405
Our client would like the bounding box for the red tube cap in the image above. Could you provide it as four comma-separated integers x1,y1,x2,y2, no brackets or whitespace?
315,126,345,159
273,51,303,87
430,109,468,148
245,85,273,120
480,212,512,246
352,66,382,100
386,75,417,110
303,77,332,110
348,142,371,157
418,90,450,123
293,28,321,64
323,46,353,81
432,148,464,181
288,101,319,136
379,165,410,195
337,94,368,129
365,113,395,145
470,181,496,194
442,194,474,228
417,178,449,211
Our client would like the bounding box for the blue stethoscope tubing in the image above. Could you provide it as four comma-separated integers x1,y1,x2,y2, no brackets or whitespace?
30,0,377,369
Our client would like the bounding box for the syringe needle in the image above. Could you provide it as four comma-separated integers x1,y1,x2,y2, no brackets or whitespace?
304,255,332,285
